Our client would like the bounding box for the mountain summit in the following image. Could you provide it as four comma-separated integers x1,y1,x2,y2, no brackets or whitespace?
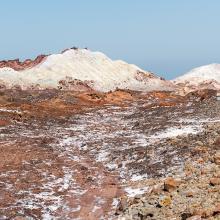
0,48,173,92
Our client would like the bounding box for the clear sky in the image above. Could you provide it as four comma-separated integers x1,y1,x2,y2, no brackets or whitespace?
0,0,220,79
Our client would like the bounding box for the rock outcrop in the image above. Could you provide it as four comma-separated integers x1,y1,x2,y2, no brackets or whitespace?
0,55,47,71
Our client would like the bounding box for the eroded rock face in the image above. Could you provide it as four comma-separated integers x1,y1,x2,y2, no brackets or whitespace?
0,55,47,71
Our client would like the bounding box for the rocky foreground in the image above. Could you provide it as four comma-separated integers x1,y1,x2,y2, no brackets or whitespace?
117,129,220,220
0,89,219,219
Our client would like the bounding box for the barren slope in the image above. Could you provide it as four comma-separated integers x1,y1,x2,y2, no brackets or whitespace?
0,90,219,219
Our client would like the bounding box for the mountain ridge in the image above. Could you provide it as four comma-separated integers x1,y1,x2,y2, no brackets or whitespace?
0,48,174,92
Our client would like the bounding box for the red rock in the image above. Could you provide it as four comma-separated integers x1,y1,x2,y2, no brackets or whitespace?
164,177,180,192
0,120,9,126
210,178,220,186
0,55,47,71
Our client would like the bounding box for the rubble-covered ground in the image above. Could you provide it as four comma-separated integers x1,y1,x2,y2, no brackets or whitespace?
0,89,219,220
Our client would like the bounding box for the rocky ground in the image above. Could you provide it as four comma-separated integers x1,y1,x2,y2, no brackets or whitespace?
117,125,220,220
0,89,219,220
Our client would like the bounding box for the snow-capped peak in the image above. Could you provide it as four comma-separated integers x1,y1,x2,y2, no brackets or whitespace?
0,48,173,92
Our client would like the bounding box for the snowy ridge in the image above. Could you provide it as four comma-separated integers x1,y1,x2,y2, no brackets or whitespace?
173,63,220,90
0,49,173,92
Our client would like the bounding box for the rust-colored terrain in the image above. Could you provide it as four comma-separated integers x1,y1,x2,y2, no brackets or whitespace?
0,55,47,71
0,89,219,219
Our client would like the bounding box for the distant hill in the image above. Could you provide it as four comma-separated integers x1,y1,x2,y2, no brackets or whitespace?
0,48,174,92
173,64,220,93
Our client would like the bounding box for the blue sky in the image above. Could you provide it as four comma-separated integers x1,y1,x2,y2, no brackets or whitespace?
0,0,220,79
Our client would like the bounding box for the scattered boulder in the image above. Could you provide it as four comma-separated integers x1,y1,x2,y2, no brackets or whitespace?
210,178,220,186
213,151,220,165
164,177,180,192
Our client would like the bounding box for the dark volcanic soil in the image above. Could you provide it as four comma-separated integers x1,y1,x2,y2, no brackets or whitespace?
0,89,219,220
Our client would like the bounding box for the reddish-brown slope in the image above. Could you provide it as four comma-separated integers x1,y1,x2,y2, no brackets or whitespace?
0,55,47,71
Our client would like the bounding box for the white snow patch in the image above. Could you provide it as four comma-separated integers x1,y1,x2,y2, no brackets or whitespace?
130,173,148,182
0,108,23,114
149,125,201,140
112,198,120,209
71,205,81,212
124,186,149,197
58,171,73,192
96,150,110,162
